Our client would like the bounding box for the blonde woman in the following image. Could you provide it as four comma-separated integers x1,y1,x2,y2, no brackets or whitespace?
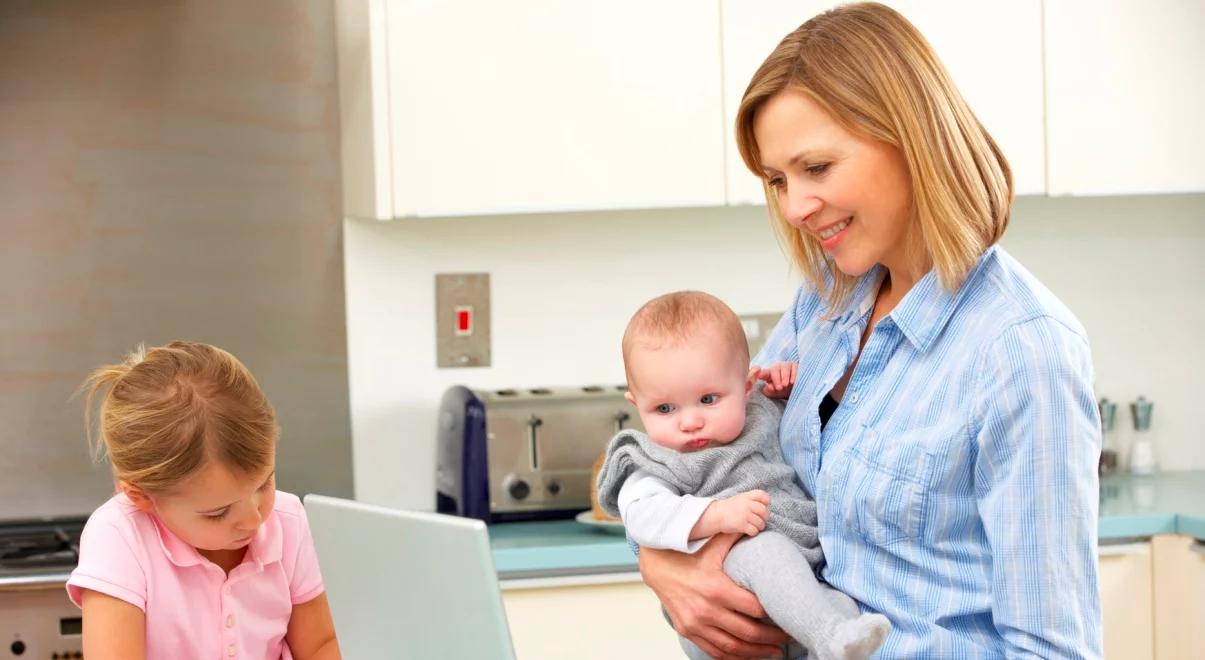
636,4,1102,659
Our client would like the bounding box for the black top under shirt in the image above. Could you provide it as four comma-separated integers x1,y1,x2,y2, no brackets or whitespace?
819,393,839,431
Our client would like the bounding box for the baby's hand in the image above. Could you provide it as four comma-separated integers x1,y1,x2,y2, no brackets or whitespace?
754,361,798,399
712,489,771,537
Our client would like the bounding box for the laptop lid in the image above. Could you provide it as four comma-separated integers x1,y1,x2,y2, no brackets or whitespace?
303,494,516,659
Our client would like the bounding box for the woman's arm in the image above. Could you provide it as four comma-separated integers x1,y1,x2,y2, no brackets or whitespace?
639,533,791,659
974,318,1102,659
81,589,146,660
286,593,341,659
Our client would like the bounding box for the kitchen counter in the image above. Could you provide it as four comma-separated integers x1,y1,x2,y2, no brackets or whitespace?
491,470,1205,581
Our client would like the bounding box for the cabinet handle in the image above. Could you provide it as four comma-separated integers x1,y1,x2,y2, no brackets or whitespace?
1190,541,1205,557
1097,542,1148,557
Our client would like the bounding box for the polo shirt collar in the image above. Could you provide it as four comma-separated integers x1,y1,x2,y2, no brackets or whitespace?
150,505,283,570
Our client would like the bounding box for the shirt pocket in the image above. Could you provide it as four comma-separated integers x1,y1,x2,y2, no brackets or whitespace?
841,424,933,546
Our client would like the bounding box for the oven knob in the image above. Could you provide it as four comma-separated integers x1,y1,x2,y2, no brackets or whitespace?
547,480,561,495
507,478,530,500
10,640,25,655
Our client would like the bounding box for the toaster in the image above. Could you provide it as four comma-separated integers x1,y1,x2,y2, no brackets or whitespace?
436,385,642,523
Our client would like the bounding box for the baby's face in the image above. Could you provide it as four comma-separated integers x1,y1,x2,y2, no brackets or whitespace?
625,327,754,452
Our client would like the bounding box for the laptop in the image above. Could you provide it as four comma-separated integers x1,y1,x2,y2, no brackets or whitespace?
303,494,517,660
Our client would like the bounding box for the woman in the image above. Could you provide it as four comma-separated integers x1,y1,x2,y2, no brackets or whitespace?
637,4,1102,658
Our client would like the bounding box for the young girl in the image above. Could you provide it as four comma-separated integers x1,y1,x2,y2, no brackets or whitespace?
67,341,340,659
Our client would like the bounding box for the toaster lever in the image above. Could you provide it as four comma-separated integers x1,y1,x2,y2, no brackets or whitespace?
613,411,630,434
526,414,543,471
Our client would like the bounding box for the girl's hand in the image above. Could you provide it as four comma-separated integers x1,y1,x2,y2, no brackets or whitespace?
638,533,790,659
755,362,798,399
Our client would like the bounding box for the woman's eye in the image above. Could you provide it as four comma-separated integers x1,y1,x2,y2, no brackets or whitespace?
806,163,830,176
655,404,675,414
701,394,718,405
766,176,785,189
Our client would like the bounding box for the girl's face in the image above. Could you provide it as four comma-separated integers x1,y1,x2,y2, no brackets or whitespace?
753,89,917,279
131,462,276,554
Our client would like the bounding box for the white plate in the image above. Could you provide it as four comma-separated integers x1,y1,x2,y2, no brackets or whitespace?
575,510,626,534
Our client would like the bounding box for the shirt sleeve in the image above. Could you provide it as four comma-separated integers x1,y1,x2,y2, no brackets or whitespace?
66,513,148,611
284,498,325,605
973,317,1103,659
618,470,715,554
752,286,804,368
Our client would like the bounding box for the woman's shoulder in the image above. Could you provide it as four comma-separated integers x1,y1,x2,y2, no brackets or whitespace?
965,246,1089,342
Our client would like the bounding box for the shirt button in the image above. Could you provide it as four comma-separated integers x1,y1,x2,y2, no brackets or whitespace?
227,644,236,657
225,614,235,628
849,393,860,404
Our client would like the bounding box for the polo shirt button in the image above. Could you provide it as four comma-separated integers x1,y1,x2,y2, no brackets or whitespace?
225,614,235,628
227,644,236,657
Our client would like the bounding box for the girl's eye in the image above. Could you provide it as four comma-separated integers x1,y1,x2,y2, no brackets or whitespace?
806,163,831,176
655,404,675,414
701,394,718,405
205,510,230,521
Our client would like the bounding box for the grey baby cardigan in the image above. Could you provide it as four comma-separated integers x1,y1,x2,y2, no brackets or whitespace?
596,390,822,567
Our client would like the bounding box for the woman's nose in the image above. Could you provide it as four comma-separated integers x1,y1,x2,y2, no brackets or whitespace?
782,189,823,228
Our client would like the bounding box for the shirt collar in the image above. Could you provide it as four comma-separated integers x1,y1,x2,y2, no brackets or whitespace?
141,497,284,570
890,245,999,353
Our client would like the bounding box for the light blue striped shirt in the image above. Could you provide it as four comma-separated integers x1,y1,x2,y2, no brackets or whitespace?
755,246,1102,659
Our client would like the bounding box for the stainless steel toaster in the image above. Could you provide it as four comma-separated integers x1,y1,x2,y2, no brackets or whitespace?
436,385,642,522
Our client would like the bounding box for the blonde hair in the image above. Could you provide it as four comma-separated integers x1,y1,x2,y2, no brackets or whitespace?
735,2,1013,309
81,341,278,494
621,291,749,389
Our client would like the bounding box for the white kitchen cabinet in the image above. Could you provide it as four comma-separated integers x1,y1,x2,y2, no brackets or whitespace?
720,1,1046,206
1044,0,1205,196
501,574,683,659
1098,541,1155,660
1151,535,1205,659
336,0,725,220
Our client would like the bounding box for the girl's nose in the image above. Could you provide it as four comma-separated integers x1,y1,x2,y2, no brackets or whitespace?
234,500,263,531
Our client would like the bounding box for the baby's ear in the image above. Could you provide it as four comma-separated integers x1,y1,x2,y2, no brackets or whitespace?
119,481,156,514
623,390,636,406
745,367,759,395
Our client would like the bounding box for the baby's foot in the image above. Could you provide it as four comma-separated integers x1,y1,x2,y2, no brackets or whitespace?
827,613,890,660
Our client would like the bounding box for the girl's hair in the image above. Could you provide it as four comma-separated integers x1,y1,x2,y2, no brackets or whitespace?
735,2,1013,309
621,291,749,390
81,341,278,494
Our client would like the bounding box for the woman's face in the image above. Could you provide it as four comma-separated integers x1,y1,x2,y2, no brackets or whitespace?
752,89,915,279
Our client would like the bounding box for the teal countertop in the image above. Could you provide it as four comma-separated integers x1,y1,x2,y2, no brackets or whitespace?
490,471,1205,578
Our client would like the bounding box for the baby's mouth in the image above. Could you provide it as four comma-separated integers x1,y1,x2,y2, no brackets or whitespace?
687,438,710,450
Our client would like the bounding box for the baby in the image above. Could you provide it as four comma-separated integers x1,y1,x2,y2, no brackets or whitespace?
596,291,889,660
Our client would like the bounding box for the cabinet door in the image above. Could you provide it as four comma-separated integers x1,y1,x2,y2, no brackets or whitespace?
1044,0,1205,195
502,578,684,659
1151,535,1205,659
721,1,1045,207
385,0,725,218
1098,541,1154,660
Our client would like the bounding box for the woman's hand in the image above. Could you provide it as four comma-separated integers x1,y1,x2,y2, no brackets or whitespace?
755,362,798,399
639,533,790,659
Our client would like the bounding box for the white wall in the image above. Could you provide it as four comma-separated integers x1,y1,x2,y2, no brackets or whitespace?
346,195,1205,510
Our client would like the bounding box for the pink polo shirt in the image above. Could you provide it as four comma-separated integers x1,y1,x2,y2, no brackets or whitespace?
67,490,324,660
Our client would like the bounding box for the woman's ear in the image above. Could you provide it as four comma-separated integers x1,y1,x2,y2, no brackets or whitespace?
119,481,156,514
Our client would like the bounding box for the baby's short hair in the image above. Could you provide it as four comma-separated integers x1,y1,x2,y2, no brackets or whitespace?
622,291,749,387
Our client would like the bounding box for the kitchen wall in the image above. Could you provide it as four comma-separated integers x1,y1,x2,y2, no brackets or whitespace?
0,0,353,518
345,194,1205,511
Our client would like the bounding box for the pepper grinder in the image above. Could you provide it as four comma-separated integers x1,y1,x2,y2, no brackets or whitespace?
1097,398,1118,477
1129,396,1156,476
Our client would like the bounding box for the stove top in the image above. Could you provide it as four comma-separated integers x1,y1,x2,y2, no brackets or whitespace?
0,518,86,578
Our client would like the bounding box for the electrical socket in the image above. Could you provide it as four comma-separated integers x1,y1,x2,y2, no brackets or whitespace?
435,273,491,368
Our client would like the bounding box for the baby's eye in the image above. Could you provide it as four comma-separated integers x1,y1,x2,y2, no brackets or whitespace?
655,403,675,414
700,394,719,405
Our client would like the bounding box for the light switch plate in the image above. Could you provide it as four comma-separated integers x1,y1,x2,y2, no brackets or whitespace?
739,312,784,361
436,273,490,368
